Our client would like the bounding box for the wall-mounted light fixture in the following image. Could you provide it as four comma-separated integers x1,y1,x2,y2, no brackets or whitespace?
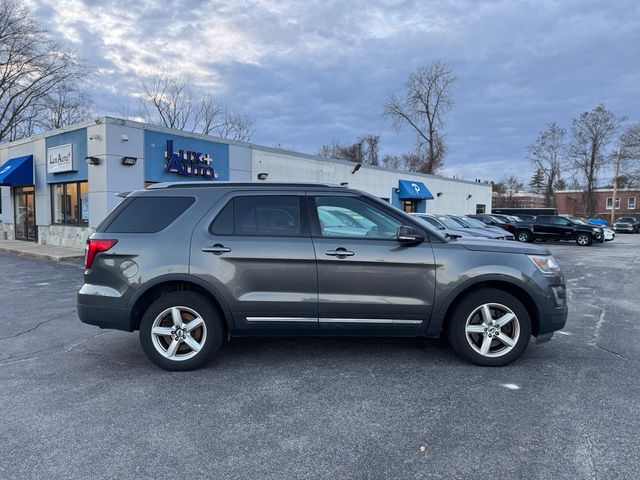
436,192,443,197
257,172,269,180
467,194,473,199
85,156,100,165
351,162,362,174
121,156,137,166
89,134,101,141
340,182,349,187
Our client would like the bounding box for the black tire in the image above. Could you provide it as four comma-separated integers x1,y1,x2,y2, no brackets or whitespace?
447,288,532,367
139,291,224,371
516,230,532,243
575,233,592,246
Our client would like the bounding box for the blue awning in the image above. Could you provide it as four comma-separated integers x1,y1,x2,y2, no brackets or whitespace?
0,155,33,186
398,180,434,200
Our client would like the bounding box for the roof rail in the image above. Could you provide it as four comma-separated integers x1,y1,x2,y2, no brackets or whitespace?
147,181,345,189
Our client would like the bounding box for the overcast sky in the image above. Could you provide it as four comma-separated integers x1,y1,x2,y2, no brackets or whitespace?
27,0,640,182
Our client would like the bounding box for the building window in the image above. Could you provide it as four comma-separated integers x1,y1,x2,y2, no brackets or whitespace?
51,181,88,226
476,204,486,214
629,197,636,210
606,197,620,209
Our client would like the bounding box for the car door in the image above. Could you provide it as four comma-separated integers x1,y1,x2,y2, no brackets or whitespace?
308,192,436,335
552,217,575,239
533,215,555,238
190,191,318,334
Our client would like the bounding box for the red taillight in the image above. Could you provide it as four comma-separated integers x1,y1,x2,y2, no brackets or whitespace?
85,239,118,269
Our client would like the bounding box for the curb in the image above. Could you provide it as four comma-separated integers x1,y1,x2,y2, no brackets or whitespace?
0,246,84,262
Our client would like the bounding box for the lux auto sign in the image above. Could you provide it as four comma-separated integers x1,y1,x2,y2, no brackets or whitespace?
163,140,217,179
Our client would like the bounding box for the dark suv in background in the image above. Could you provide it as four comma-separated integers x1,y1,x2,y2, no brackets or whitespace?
77,183,568,370
507,215,604,246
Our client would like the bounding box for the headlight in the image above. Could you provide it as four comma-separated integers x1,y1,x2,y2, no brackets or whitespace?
528,255,560,274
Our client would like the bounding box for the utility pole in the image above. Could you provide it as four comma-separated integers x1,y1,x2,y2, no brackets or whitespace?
610,147,621,226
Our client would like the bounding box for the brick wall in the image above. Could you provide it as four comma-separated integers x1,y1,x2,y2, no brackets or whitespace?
555,189,639,220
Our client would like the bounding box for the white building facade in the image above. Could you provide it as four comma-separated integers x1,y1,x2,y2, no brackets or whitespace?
0,117,491,248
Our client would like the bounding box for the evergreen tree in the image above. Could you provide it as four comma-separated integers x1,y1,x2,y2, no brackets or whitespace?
529,168,545,193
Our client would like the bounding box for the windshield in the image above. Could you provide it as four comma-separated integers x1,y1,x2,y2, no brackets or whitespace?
445,216,469,228
462,217,488,228
572,218,587,225
415,215,445,230
436,216,463,229
618,217,635,222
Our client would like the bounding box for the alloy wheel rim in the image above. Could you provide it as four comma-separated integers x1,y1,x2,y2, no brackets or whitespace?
577,235,588,245
518,232,528,242
150,306,207,361
464,303,520,358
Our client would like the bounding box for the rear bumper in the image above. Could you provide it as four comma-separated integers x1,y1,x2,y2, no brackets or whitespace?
77,293,134,331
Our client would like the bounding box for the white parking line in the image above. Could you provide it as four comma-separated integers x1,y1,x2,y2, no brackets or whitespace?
557,331,572,335
501,383,521,390
36,282,49,286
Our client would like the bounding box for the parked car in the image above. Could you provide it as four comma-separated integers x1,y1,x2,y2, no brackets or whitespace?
511,214,536,222
440,214,515,240
468,214,510,230
571,217,615,241
588,218,609,227
77,182,567,370
491,213,522,223
613,217,640,233
507,215,604,246
409,213,469,239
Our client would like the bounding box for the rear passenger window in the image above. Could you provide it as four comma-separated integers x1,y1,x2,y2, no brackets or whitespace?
103,197,194,233
210,196,301,237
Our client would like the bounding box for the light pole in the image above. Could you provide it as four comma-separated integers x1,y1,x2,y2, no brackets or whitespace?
610,147,621,226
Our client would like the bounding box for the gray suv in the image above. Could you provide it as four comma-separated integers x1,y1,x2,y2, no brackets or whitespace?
77,182,568,370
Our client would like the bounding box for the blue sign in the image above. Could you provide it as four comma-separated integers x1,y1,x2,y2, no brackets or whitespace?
398,180,434,200
144,130,230,183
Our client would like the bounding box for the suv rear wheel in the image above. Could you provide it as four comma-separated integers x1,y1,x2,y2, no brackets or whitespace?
139,291,223,371
447,288,531,366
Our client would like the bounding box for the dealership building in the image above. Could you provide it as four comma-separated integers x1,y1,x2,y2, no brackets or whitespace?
0,117,492,248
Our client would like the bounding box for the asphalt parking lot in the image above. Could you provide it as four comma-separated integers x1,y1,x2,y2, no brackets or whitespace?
1,235,639,480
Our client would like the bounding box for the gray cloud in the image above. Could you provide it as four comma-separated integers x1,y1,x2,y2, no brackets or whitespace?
26,0,640,181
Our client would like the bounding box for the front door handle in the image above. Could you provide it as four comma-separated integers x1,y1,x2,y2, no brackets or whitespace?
325,247,354,258
202,244,231,255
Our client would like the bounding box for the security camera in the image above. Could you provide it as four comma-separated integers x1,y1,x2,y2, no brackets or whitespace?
121,134,129,142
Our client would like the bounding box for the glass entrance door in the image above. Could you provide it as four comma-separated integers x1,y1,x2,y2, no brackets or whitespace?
14,186,36,241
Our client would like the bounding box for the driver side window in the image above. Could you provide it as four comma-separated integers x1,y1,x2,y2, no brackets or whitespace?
314,196,403,239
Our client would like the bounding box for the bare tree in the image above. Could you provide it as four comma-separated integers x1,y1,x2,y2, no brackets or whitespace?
383,60,456,174
619,123,640,183
39,84,94,130
568,104,625,214
0,0,90,142
528,121,566,207
134,72,255,141
317,135,380,165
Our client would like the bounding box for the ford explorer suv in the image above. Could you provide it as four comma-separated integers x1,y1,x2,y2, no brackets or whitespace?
77,182,568,371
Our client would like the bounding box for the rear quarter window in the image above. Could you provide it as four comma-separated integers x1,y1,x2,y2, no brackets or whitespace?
100,196,195,233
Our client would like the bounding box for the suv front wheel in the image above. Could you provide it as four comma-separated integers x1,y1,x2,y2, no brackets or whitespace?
575,233,592,246
447,288,532,366
139,291,223,371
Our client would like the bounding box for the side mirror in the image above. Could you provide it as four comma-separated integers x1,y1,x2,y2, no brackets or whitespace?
397,225,424,244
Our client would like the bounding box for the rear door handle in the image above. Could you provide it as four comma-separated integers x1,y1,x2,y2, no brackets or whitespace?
325,248,354,258
202,244,231,255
